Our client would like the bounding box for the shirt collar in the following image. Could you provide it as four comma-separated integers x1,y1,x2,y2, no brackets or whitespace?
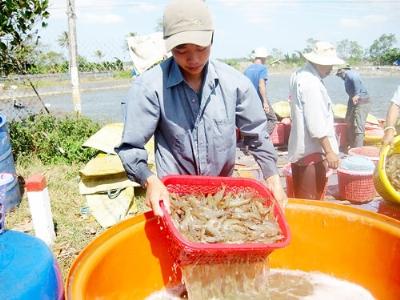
165,58,219,90
305,62,323,81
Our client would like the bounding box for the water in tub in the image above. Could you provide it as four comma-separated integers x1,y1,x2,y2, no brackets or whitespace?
146,263,375,300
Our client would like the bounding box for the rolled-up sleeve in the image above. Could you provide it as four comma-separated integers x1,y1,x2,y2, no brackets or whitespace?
300,81,331,139
235,78,278,178
115,81,160,185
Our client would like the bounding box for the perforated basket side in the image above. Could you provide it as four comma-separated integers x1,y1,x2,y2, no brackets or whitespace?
161,175,291,265
338,170,375,202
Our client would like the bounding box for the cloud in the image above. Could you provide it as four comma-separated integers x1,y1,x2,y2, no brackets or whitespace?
339,14,388,29
216,0,298,25
81,13,124,24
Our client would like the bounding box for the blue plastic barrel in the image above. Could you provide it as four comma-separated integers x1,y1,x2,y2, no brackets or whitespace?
0,230,64,299
0,114,21,211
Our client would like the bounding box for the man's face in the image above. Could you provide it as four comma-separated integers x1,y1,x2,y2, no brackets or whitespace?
336,70,345,80
315,64,333,78
172,44,211,77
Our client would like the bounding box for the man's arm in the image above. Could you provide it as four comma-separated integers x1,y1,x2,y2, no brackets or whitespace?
319,136,339,169
382,102,400,146
258,79,270,113
301,80,339,168
236,79,287,208
116,81,170,216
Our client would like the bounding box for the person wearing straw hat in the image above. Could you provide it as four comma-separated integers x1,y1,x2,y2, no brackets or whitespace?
288,41,345,200
244,47,278,134
116,0,287,216
382,85,400,145
336,66,371,149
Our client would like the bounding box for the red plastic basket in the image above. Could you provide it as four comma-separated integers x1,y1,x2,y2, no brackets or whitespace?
337,169,376,203
160,175,290,265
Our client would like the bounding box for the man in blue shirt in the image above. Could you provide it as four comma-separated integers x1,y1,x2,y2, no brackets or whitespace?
336,67,370,148
244,47,277,134
116,0,286,216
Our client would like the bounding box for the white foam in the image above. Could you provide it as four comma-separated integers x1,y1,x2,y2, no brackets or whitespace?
146,268,375,300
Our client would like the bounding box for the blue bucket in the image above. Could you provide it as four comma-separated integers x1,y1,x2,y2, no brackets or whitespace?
0,230,64,299
0,114,21,211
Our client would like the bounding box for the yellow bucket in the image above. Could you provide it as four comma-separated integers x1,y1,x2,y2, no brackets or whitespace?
373,135,400,204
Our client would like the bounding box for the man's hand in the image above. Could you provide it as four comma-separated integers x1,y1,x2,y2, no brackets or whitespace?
145,175,170,217
382,128,396,146
265,174,288,209
325,151,339,169
263,102,270,113
352,95,360,105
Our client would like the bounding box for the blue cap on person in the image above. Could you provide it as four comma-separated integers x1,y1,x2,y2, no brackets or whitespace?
163,0,214,52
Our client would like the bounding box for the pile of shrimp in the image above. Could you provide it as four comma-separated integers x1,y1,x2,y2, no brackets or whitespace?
386,153,400,191
169,186,283,244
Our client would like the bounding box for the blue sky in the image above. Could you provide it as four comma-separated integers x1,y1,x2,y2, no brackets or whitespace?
42,0,400,61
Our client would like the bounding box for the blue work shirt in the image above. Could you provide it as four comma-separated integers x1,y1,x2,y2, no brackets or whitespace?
343,69,369,100
116,57,278,185
244,63,268,102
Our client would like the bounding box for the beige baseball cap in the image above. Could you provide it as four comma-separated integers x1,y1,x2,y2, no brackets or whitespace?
163,0,214,52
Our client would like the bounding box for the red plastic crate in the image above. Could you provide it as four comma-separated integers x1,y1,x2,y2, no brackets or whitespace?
160,175,290,265
270,122,286,145
281,163,332,199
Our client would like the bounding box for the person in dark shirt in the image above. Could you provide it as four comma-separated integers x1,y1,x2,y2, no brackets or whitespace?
336,67,370,149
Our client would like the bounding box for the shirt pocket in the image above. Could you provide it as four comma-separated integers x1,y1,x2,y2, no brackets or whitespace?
213,119,234,152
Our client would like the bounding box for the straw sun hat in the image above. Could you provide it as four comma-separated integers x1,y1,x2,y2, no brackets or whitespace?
303,41,345,66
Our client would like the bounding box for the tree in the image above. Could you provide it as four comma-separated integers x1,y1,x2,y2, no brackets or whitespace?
155,17,163,31
57,31,69,49
0,0,49,75
369,34,397,65
380,48,400,65
303,38,319,53
94,50,105,62
270,48,284,61
336,39,364,64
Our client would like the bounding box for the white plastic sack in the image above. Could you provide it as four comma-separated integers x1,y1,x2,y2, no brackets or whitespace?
127,32,168,74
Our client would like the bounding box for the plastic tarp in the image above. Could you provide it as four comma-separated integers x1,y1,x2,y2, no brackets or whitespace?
85,186,137,228
80,123,156,227
127,32,168,74
272,101,291,119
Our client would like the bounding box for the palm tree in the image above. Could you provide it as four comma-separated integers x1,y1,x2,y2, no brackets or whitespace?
94,50,105,62
57,31,69,49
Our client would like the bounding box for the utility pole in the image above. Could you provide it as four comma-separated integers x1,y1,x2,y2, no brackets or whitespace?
66,0,81,114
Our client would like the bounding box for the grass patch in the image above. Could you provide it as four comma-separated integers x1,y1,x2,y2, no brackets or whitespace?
6,157,147,280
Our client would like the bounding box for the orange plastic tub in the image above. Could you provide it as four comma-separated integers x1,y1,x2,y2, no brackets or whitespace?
66,199,400,300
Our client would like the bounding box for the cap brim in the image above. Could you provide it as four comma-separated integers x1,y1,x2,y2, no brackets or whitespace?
303,53,345,66
165,30,213,52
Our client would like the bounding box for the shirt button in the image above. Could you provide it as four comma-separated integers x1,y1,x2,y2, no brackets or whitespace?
192,98,196,103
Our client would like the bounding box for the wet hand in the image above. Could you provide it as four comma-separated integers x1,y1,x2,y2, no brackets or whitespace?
265,174,288,209
382,127,396,147
352,95,360,105
145,175,170,217
325,152,339,169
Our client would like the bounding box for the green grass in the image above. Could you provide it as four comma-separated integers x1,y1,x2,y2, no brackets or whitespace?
6,157,147,280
